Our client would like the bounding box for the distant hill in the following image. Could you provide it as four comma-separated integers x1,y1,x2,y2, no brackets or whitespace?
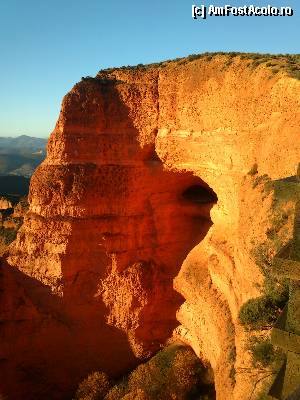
0,135,47,177
0,175,30,203
0,135,47,154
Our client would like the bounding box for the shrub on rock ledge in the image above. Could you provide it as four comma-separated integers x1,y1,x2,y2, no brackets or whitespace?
238,295,281,329
247,338,284,370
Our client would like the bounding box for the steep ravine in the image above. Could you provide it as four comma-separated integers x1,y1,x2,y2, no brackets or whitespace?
1,54,300,399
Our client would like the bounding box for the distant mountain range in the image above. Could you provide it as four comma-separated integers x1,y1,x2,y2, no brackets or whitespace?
0,135,47,178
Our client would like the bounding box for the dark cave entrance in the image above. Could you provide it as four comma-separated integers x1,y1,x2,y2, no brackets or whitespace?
178,181,218,235
182,184,218,205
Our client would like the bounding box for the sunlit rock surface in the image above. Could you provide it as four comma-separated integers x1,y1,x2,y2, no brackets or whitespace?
2,55,300,399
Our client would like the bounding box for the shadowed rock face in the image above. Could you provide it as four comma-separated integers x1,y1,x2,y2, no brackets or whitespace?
2,56,300,399
3,67,216,400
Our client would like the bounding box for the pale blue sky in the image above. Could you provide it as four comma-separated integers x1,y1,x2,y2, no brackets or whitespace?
0,0,299,137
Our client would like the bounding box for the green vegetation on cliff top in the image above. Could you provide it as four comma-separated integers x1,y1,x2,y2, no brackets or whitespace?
95,52,300,80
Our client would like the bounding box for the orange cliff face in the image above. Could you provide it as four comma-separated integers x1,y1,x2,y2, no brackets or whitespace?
2,66,216,399
2,55,300,399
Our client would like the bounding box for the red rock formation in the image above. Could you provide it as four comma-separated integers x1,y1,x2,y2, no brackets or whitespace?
2,55,300,399
3,65,215,399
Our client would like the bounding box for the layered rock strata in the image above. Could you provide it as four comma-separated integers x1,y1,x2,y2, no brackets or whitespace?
2,55,300,399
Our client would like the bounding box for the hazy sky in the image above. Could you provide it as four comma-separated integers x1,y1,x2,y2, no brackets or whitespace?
0,0,299,138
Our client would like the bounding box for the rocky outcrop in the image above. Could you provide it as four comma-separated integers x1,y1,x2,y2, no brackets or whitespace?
2,54,300,399
0,197,12,210
0,197,27,256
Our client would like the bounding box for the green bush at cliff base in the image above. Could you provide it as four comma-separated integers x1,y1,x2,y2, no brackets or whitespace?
75,344,216,400
106,344,215,400
74,371,111,400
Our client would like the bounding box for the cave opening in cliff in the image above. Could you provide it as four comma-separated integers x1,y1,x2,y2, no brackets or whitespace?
182,184,218,205
179,182,218,233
